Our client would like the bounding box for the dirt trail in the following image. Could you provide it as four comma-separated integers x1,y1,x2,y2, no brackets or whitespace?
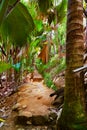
0,71,57,130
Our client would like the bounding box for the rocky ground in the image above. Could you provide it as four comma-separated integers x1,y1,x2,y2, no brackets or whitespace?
0,70,65,130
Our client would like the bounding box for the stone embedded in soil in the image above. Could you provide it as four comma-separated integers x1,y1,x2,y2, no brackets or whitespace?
13,82,56,125
19,111,32,117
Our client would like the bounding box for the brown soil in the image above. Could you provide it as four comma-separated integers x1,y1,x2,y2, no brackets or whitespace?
0,71,58,130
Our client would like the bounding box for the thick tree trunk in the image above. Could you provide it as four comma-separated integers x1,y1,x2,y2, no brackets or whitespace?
57,0,87,130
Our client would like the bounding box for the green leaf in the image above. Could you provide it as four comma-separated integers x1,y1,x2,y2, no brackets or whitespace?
34,20,43,32
57,57,66,73
34,19,44,36
56,0,67,23
0,62,11,73
38,0,52,14
0,0,9,26
8,0,18,5
1,2,34,46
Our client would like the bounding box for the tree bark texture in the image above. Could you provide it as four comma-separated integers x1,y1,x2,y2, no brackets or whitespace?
57,0,87,130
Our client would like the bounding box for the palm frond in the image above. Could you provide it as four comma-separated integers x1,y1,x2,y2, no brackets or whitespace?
0,0,9,26
56,0,67,23
38,0,52,14
0,2,34,47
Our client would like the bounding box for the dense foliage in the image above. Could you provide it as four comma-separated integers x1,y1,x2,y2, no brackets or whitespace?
0,0,67,88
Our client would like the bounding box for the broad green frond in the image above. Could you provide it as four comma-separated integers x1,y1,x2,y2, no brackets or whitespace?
0,2,34,47
38,0,52,14
9,0,18,5
56,0,67,23
0,0,9,26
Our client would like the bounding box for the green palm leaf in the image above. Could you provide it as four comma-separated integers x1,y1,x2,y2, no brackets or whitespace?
0,0,9,26
0,2,34,46
56,0,67,23
38,0,52,14
8,0,19,5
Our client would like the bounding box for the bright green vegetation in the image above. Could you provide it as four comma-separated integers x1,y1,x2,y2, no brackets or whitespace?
0,0,66,87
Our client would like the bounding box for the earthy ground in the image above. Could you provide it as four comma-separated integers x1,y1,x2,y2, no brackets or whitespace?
0,70,64,130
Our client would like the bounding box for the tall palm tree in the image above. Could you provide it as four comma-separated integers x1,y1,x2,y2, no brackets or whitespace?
57,0,87,130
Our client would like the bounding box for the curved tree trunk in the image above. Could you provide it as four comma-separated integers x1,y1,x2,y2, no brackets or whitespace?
57,0,87,130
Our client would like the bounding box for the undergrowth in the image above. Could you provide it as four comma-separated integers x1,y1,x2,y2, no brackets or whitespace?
35,55,66,90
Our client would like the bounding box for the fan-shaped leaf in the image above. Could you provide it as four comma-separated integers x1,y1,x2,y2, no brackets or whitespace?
1,2,34,46
38,0,52,14
0,0,9,26
8,0,19,5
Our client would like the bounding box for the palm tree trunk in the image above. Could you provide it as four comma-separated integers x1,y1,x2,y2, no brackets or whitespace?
57,0,87,130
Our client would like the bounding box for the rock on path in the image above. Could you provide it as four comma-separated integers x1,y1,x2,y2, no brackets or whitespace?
13,81,55,125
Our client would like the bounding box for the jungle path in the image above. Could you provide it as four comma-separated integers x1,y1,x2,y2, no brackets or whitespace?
0,70,59,130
